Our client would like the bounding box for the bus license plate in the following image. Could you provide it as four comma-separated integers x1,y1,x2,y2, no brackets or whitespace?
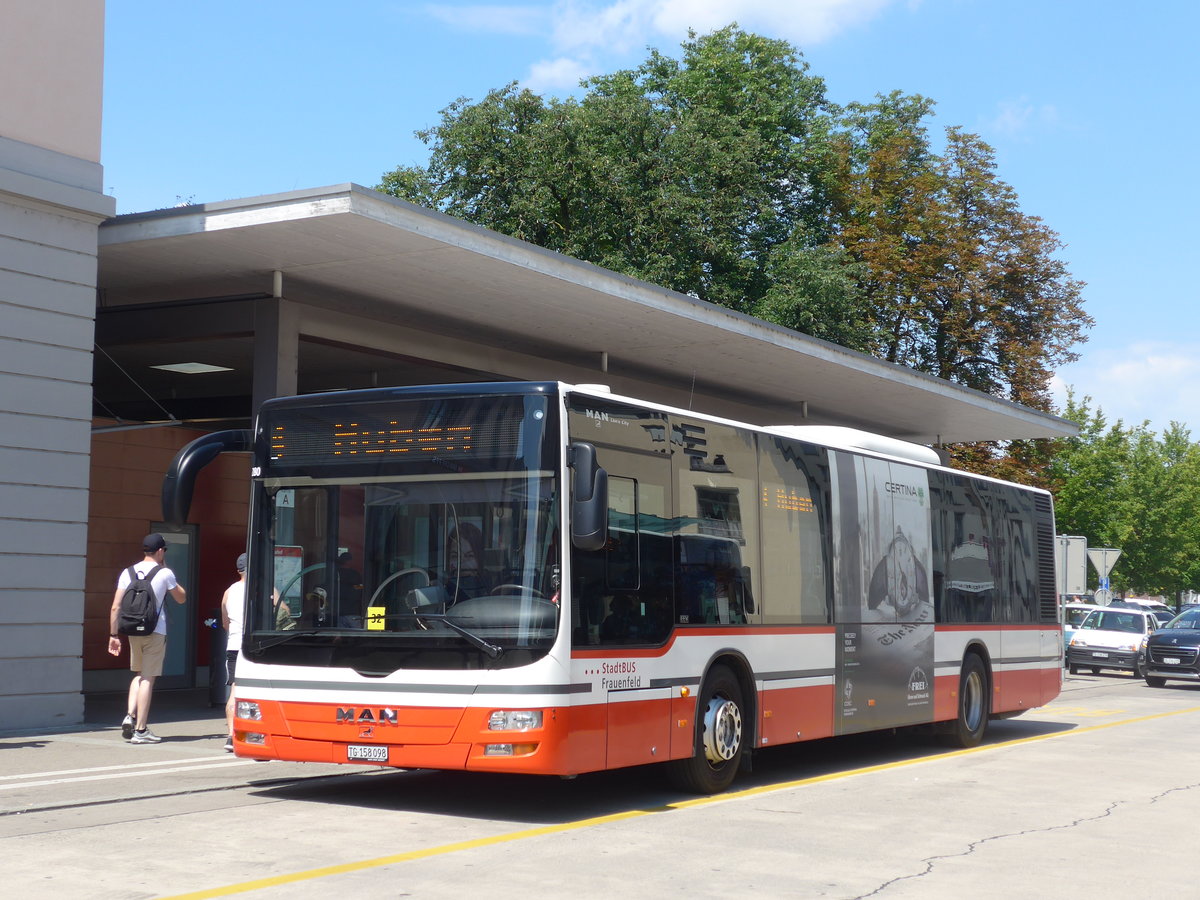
1164,657,1181,665
347,744,388,762
1091,651,1108,658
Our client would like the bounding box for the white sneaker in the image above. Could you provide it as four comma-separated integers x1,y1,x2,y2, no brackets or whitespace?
121,714,134,740
131,728,162,744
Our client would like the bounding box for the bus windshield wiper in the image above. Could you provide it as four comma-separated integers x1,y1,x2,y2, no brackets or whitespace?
252,629,322,651
402,612,503,659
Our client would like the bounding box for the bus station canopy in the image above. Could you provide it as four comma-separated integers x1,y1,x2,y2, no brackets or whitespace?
96,183,1077,445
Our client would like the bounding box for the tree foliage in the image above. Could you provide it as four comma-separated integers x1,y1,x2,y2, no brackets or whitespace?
381,26,879,349
1047,393,1200,597
379,25,1093,481
829,100,1090,412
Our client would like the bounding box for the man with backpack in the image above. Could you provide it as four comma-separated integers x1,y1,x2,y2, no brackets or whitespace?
107,533,187,743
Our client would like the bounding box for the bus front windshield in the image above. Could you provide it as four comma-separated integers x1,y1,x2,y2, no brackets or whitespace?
246,390,561,668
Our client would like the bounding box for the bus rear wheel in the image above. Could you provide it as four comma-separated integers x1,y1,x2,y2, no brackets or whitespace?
666,665,744,794
941,654,988,748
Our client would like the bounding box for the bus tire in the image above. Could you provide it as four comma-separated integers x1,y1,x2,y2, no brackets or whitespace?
1145,675,1166,687
941,654,988,748
666,665,744,794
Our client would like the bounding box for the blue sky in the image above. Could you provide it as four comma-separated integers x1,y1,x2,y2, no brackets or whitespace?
102,0,1200,435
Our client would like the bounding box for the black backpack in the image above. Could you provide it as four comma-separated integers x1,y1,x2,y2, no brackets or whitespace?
116,565,165,636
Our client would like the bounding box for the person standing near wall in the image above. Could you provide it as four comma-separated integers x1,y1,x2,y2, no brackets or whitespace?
220,552,247,752
108,533,187,743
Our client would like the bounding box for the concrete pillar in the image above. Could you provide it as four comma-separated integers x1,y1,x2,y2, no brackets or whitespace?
251,289,299,416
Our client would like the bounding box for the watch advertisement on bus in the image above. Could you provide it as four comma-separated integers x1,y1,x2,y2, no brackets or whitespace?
831,452,935,734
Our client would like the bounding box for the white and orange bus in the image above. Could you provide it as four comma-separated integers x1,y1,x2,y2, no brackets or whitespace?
225,381,1061,793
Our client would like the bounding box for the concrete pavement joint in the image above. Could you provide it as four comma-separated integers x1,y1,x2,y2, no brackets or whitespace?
849,802,1123,899
850,782,1200,899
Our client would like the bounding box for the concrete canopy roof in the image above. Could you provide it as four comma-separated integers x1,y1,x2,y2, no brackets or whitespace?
96,183,1076,444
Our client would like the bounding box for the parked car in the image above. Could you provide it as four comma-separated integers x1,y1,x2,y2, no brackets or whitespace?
1066,607,1159,677
1143,607,1200,687
1149,608,1176,626
1109,598,1172,614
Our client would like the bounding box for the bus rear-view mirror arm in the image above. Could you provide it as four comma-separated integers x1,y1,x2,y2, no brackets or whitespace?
568,441,608,551
161,429,253,526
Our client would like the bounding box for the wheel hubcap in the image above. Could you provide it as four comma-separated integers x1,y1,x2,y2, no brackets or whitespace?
702,696,742,764
963,670,984,732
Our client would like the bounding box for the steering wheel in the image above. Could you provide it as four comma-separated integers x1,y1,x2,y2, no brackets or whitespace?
367,567,431,608
491,584,545,598
277,563,327,608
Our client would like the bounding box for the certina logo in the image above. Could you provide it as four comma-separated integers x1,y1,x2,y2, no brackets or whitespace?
884,481,925,504
336,707,398,725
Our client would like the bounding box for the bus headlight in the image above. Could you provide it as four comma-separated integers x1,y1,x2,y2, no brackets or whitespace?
236,700,263,721
488,710,542,731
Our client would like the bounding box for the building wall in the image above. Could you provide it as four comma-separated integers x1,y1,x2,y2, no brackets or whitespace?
84,425,252,689
0,0,105,163
0,1,114,730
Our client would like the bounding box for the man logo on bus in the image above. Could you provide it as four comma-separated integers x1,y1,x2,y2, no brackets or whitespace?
336,707,399,725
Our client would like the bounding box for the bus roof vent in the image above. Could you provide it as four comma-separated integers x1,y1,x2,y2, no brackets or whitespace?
765,425,942,466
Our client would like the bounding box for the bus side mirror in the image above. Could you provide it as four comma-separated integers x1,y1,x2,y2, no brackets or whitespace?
569,442,608,551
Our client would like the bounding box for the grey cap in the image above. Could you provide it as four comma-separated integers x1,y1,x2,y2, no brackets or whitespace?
236,552,248,573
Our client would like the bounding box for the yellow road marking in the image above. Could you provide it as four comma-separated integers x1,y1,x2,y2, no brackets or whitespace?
164,703,1200,899
1027,705,1128,718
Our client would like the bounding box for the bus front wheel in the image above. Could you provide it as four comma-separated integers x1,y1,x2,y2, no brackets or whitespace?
666,665,744,794
941,654,988,748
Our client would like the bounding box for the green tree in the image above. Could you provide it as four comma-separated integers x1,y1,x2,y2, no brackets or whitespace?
380,25,872,347
1048,393,1200,597
829,101,1091,414
379,25,1090,441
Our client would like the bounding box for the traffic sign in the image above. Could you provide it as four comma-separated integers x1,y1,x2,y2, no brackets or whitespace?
1095,588,1113,605
1087,548,1121,581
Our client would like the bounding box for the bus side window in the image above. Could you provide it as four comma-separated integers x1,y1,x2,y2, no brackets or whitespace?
757,437,830,625
671,418,758,626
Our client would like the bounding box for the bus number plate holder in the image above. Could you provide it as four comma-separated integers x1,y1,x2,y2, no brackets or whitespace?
348,744,388,762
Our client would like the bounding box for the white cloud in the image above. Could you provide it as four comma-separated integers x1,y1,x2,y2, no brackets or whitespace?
525,55,594,91
425,1,900,92
423,4,545,35
1053,341,1200,433
984,97,1061,140
549,0,894,56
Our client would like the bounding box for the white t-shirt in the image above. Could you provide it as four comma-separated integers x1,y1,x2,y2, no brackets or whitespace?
225,579,245,652
116,563,178,636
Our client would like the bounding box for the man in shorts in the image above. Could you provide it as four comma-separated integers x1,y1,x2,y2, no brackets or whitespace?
107,533,187,743
220,552,247,752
